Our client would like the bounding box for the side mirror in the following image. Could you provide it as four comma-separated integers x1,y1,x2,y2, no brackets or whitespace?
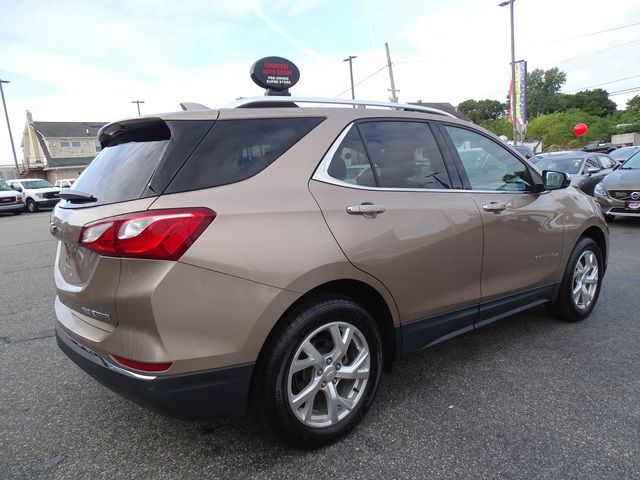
543,170,571,190
586,166,601,175
14,186,23,193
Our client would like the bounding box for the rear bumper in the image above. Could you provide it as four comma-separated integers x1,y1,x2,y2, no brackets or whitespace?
56,325,254,420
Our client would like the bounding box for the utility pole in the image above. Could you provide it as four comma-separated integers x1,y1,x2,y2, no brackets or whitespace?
343,55,357,107
499,0,518,144
385,43,399,103
131,100,145,116
0,79,20,174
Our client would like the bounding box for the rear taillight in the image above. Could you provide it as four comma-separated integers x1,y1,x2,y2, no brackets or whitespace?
79,208,215,260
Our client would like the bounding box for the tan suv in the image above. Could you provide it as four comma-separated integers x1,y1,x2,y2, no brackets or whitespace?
52,97,608,448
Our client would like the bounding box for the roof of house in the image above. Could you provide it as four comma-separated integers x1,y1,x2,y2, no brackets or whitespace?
31,121,107,138
44,156,95,170
409,102,472,122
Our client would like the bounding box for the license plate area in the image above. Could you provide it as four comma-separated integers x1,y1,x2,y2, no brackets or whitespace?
625,201,640,211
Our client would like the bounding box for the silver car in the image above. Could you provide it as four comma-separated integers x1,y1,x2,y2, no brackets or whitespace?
534,151,617,195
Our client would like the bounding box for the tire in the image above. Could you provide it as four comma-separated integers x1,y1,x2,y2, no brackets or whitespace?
254,295,383,449
547,237,603,322
12,210,21,215
26,199,39,213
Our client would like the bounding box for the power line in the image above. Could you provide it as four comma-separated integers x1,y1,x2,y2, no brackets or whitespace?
564,73,640,93
556,39,640,65
541,21,640,45
334,65,387,98
609,86,640,96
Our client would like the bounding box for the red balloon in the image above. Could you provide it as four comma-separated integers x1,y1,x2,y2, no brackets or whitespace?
573,123,589,136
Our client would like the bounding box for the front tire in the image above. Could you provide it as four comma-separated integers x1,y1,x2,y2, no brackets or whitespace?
254,295,383,449
26,199,38,213
547,237,603,322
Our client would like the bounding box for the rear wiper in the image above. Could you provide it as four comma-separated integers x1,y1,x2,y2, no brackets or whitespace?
59,189,97,202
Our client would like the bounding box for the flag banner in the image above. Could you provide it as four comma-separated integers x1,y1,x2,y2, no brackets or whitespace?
508,60,527,126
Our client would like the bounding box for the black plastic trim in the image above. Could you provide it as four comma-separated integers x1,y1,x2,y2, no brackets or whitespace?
56,326,253,420
399,283,558,357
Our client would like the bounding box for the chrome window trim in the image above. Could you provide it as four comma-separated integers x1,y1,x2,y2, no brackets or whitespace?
311,123,547,195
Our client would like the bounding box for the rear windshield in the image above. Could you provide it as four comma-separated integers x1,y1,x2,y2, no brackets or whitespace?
535,157,583,174
166,117,324,193
61,121,170,208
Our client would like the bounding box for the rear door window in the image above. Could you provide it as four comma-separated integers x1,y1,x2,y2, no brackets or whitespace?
166,117,324,193
326,121,452,189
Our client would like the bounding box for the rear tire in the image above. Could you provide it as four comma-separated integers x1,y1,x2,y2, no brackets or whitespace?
547,237,603,322
254,295,383,449
26,199,38,213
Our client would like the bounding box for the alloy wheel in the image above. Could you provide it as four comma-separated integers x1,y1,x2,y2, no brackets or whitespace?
287,321,370,428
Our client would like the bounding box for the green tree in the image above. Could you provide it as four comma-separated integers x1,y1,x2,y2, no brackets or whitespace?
526,67,568,118
626,95,640,116
565,89,617,117
457,99,506,123
526,109,616,149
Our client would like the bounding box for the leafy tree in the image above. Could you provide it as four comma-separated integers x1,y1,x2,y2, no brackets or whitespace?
525,67,568,118
457,99,506,123
626,95,640,116
565,89,616,117
526,109,615,149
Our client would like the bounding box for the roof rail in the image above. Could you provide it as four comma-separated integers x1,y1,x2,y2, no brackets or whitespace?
225,96,457,118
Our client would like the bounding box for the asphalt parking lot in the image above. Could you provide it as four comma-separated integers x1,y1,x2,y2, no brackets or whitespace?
1,211,639,479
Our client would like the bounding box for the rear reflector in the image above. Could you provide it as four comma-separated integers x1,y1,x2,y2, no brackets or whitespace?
79,207,215,260
112,355,172,372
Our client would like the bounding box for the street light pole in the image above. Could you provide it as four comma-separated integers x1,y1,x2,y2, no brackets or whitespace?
499,0,517,145
131,100,145,116
343,56,357,107
0,79,20,174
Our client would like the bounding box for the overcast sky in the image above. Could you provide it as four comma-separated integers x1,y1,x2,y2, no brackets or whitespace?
1,0,639,165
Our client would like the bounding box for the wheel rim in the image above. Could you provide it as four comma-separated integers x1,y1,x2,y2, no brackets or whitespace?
571,250,599,311
27,201,35,212
287,321,370,429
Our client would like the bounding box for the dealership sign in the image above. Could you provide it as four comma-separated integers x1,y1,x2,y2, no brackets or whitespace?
250,57,300,96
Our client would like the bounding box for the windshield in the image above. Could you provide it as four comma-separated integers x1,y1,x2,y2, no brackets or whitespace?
21,179,54,189
621,152,640,169
534,157,584,174
0,181,13,191
610,147,639,161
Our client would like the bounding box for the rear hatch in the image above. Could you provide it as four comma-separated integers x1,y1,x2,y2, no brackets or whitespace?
51,115,217,331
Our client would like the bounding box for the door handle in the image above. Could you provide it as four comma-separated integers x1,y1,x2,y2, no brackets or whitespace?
482,202,507,213
346,204,386,215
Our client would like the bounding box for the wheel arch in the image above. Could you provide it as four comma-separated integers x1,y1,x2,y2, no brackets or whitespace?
580,225,608,273
252,279,398,389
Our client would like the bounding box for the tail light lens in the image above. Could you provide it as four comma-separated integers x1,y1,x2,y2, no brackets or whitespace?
79,207,215,260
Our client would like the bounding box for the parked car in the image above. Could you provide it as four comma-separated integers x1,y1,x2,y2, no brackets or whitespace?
512,144,535,160
55,178,76,188
0,180,23,215
593,150,640,220
5,178,60,212
608,146,640,164
52,96,608,448
533,151,617,195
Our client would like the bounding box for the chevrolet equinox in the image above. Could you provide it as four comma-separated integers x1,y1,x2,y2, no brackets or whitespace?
52,96,608,448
